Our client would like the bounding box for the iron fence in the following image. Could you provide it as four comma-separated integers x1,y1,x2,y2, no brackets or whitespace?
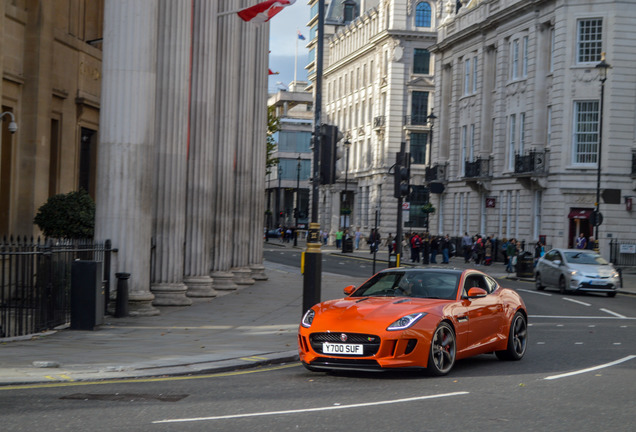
610,239,636,267
0,237,111,338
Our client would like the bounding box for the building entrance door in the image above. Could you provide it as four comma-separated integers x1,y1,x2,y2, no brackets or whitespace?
567,208,593,248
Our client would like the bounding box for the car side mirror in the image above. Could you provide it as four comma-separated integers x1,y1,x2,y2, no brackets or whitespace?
554,260,561,266
344,285,356,295
467,287,487,299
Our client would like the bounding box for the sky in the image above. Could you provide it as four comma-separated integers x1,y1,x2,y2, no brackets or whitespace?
267,2,311,93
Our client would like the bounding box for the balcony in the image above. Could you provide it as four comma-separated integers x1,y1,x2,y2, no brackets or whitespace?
373,115,385,129
632,151,636,178
514,149,547,176
463,157,491,192
425,164,446,183
403,115,429,127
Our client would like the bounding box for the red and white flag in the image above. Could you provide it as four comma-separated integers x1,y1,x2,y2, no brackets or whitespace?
268,69,279,75
237,0,296,24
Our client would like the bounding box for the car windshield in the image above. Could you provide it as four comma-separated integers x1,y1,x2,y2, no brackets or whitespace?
350,271,460,300
563,251,609,265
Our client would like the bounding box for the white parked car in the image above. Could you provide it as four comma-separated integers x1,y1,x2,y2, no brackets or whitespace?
534,248,620,297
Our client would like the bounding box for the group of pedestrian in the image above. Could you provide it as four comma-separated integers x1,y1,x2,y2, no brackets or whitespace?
461,232,495,266
576,232,596,250
405,232,454,265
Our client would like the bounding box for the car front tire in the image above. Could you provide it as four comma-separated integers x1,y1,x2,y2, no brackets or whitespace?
559,276,567,294
496,312,527,361
428,322,456,376
535,273,545,291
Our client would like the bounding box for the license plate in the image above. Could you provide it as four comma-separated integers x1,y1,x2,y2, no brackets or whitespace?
322,342,364,355
588,280,607,285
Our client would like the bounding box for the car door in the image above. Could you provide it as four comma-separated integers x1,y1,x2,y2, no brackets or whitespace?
459,274,503,351
542,250,561,287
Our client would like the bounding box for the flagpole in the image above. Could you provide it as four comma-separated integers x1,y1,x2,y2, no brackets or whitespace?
294,30,298,84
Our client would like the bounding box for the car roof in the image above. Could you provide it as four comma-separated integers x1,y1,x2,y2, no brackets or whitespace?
378,267,468,275
549,248,598,254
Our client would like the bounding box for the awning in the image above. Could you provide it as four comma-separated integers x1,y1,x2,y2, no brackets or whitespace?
568,209,593,219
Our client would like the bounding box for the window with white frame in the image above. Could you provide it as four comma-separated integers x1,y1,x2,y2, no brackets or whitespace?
415,2,432,28
519,113,525,154
469,124,475,161
522,36,528,77
511,39,519,79
464,58,471,95
577,18,603,63
472,55,478,92
461,125,467,176
533,190,542,240
508,115,516,170
573,100,599,164
549,27,555,73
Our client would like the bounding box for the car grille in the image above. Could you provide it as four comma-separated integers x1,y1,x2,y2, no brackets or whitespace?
310,332,381,356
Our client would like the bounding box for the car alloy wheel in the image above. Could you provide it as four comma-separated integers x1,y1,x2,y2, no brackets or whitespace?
428,322,456,376
496,312,527,361
559,276,567,294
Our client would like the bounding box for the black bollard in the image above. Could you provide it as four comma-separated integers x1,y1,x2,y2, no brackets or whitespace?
114,272,130,318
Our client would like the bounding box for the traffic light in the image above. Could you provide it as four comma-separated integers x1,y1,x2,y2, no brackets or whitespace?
393,151,411,198
319,124,344,185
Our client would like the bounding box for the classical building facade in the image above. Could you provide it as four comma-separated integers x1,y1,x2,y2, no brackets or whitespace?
429,0,636,257
306,0,438,242
266,82,313,231
1,0,270,315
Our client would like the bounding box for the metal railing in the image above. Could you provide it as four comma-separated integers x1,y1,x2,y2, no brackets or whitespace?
515,149,547,175
425,164,446,182
373,115,385,128
464,157,490,178
631,152,636,178
403,115,429,126
609,239,636,267
0,237,111,338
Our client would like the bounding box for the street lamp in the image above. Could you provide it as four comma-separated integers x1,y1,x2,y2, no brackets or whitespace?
594,53,611,251
278,164,283,227
294,154,301,246
426,109,437,167
0,111,18,134
342,135,352,252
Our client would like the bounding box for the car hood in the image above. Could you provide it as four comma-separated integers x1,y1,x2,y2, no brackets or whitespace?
313,297,448,326
567,263,617,277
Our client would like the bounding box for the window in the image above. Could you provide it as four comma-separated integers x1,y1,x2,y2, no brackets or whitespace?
413,49,431,74
277,131,312,153
472,56,478,92
522,36,528,77
573,101,599,164
415,2,432,28
469,124,475,161
460,126,467,176
549,27,555,73
577,19,603,63
511,39,519,79
411,91,429,125
547,106,552,145
508,115,516,170
410,133,428,164
464,58,471,95
519,113,525,154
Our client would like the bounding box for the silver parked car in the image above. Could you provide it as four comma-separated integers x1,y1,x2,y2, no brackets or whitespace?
534,248,620,297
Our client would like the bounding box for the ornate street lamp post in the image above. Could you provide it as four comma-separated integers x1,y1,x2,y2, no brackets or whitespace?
594,54,611,251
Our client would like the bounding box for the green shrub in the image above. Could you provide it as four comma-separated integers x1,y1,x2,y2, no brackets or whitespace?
33,190,95,239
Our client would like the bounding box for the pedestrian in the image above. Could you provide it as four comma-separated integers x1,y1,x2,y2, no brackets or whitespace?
421,233,430,264
484,237,493,266
354,228,361,250
473,235,484,265
576,232,587,249
506,238,517,273
587,235,595,250
285,227,292,243
430,235,439,264
441,234,450,264
501,237,509,266
387,233,394,254
461,232,472,263
335,228,343,249
534,240,544,267
410,232,421,263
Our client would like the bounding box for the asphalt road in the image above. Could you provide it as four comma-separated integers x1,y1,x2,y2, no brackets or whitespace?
2,248,635,431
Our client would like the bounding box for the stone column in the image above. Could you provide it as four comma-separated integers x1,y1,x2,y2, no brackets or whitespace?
95,0,159,316
249,24,269,281
231,17,257,286
150,0,192,306
210,1,238,291
183,0,218,298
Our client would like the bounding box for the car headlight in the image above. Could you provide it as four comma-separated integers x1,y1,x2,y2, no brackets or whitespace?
387,313,427,331
570,270,580,277
301,309,315,328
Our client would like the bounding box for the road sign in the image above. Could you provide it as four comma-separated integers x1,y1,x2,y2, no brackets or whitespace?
590,210,603,227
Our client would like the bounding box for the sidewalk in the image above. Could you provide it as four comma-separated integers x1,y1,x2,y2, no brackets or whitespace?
0,242,634,386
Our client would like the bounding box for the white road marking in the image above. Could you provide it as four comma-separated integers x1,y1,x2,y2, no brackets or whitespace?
545,355,636,380
600,308,626,318
153,391,470,424
563,297,591,307
518,288,551,296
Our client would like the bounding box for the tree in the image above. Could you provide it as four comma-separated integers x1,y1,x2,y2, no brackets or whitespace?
33,190,95,239
266,105,280,175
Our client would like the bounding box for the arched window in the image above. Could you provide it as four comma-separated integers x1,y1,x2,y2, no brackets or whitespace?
415,2,432,28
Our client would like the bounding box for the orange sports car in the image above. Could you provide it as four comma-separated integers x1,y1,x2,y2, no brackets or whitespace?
298,268,528,375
